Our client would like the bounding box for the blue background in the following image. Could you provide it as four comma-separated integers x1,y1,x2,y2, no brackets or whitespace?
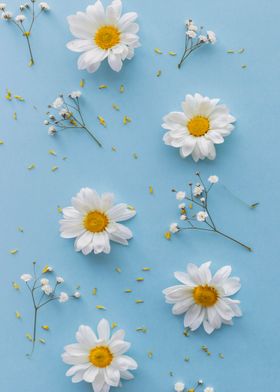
1,0,279,391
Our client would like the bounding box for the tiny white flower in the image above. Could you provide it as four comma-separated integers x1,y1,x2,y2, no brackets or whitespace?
199,35,208,43
1,11,13,19
174,382,185,392
73,291,81,298
180,215,187,220
207,30,216,44
20,273,32,282
208,175,219,184
196,211,208,222
40,278,49,285
56,276,64,284
169,223,179,233
0,3,6,11
41,284,53,295
178,203,185,209
198,380,204,385
43,120,49,125
187,30,196,38
204,388,214,392
52,97,64,109
188,23,198,32
59,108,69,118
176,191,186,201
200,197,205,203
59,292,69,303
39,2,50,11
15,14,26,22
193,184,204,197
69,91,81,99
48,126,56,136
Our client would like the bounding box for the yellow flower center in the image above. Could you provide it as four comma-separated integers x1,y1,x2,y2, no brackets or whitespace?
193,285,218,307
84,211,109,233
94,25,120,50
187,116,210,137
89,346,113,368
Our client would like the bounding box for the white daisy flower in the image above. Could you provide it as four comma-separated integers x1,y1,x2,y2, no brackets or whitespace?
208,175,219,184
20,273,32,282
196,211,208,222
66,0,140,73
174,382,185,392
163,261,242,334
62,319,138,392
60,188,136,255
59,292,69,303
162,93,235,162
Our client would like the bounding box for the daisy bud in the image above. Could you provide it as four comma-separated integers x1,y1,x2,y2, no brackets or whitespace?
20,273,32,282
73,291,81,298
208,175,219,184
15,14,26,22
196,211,208,222
39,2,50,11
69,91,82,99
169,222,179,233
41,284,53,295
59,292,69,303
174,382,185,392
176,191,186,200
56,276,64,284
1,11,13,20
40,278,49,285
48,126,56,136
207,30,216,44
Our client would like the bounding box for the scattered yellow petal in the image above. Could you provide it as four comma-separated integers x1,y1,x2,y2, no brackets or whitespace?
5,89,12,101
39,338,46,344
241,64,247,69
98,115,106,127
112,146,117,152
48,149,56,156
99,84,108,89
226,49,235,54
168,51,177,56
96,305,106,310
147,351,153,358
27,163,36,170
111,322,118,329
14,95,25,102
41,325,49,330
92,288,97,295
42,265,52,274
136,326,147,333
15,311,21,319
51,166,58,172
188,203,193,209
154,48,163,54
237,48,245,54
115,267,121,273
57,206,63,214
123,115,131,125
120,84,124,93
135,299,144,304
112,104,120,111
0,140,4,145
12,281,20,290
136,277,144,282
25,333,33,341
156,70,162,77
164,231,171,240
124,289,132,293
10,249,18,255
127,205,135,211
132,153,138,159
13,112,17,120
142,267,151,271
80,79,85,88
149,186,154,194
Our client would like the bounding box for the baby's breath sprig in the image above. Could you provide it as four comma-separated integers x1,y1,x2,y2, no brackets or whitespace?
0,1,50,66
167,172,252,251
174,379,204,392
44,91,102,147
20,262,80,356
178,19,216,69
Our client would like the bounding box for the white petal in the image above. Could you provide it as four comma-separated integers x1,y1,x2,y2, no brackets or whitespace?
75,231,94,252
104,367,120,387
107,204,136,222
67,39,93,53
66,363,91,377
223,277,241,296
101,193,115,211
76,325,98,348
97,318,110,341
84,366,99,383
172,298,193,315
211,265,232,285
108,52,123,72
109,340,130,355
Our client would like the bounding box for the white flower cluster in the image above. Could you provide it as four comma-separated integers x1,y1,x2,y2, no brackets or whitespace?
185,19,216,44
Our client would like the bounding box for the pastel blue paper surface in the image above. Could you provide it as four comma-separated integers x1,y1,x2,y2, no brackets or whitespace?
1,0,279,391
